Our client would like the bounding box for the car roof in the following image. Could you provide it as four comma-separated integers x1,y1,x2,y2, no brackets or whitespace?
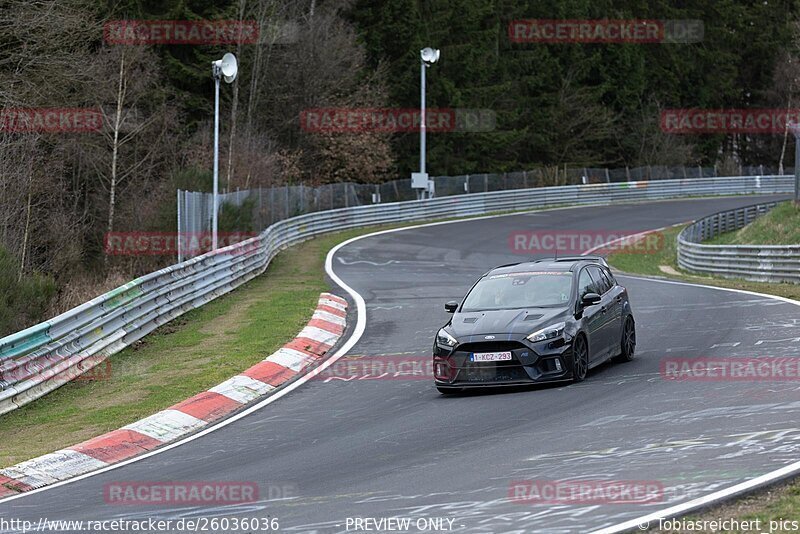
487,256,608,276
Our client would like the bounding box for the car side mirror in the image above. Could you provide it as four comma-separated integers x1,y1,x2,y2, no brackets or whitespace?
444,301,459,313
581,292,601,306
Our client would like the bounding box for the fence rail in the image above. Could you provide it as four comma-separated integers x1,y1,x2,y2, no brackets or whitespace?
678,201,800,284
0,175,794,415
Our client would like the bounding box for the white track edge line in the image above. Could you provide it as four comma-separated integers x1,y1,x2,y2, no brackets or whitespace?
584,224,800,534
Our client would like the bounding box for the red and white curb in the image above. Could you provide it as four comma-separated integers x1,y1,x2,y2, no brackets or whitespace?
0,292,347,496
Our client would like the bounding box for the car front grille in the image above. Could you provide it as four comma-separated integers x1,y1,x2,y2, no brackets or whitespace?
454,364,529,383
457,341,527,353
450,340,530,383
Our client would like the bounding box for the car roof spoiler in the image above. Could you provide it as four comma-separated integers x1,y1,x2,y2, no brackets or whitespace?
485,256,609,278
532,256,609,268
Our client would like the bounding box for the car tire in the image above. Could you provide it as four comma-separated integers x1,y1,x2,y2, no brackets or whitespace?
572,335,588,383
615,316,636,363
437,386,463,395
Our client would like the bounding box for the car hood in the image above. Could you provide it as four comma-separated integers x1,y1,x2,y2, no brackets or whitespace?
449,307,570,338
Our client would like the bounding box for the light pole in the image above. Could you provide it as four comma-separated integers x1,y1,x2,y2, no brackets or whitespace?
211,53,238,250
412,47,439,200
790,123,800,205
795,133,800,205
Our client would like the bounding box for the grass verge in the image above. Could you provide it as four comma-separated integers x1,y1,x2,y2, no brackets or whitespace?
707,200,800,245
607,224,800,301
608,224,800,533
652,483,800,533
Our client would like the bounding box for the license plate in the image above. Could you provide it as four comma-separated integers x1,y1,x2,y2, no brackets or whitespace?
471,351,512,362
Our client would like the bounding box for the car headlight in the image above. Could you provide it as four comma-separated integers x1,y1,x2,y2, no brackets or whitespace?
526,322,566,343
436,328,458,347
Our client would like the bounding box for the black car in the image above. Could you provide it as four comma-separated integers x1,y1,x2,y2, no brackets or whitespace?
433,256,635,393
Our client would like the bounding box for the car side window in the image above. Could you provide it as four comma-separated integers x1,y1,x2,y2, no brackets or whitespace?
588,266,611,294
578,269,595,298
599,268,614,291
602,268,616,287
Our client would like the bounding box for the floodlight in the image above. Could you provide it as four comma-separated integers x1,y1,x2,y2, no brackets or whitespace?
220,53,238,83
421,47,440,65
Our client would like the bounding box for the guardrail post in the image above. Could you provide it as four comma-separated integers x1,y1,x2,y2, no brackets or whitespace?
177,189,183,263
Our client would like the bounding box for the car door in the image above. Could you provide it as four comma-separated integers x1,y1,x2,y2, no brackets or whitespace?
577,267,607,363
598,266,624,353
587,265,616,360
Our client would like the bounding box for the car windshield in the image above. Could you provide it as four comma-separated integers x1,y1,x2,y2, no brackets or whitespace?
461,271,573,311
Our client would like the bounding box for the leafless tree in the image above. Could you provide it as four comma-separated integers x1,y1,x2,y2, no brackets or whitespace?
89,47,173,229
0,0,100,279
547,68,620,166
623,97,695,167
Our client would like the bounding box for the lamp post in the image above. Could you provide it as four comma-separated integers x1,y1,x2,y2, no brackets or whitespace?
795,131,800,205
211,53,238,250
412,47,440,200
790,124,800,205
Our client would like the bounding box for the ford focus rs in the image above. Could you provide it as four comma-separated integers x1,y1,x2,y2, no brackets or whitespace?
432,256,635,393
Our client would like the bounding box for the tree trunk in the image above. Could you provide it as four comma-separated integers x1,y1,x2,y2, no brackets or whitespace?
779,98,792,174
106,53,126,265
19,172,33,282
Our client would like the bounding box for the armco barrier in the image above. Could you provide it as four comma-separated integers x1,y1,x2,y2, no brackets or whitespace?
678,201,800,283
0,175,794,415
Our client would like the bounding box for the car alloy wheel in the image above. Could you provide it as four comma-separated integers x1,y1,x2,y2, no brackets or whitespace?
617,316,636,362
572,335,588,382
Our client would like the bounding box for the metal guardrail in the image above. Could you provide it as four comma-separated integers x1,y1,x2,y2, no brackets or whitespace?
0,175,794,415
678,200,800,284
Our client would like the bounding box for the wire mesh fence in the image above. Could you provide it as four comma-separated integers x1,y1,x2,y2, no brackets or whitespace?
177,164,791,260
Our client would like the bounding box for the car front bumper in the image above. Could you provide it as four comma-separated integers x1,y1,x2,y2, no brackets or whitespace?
433,335,575,388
